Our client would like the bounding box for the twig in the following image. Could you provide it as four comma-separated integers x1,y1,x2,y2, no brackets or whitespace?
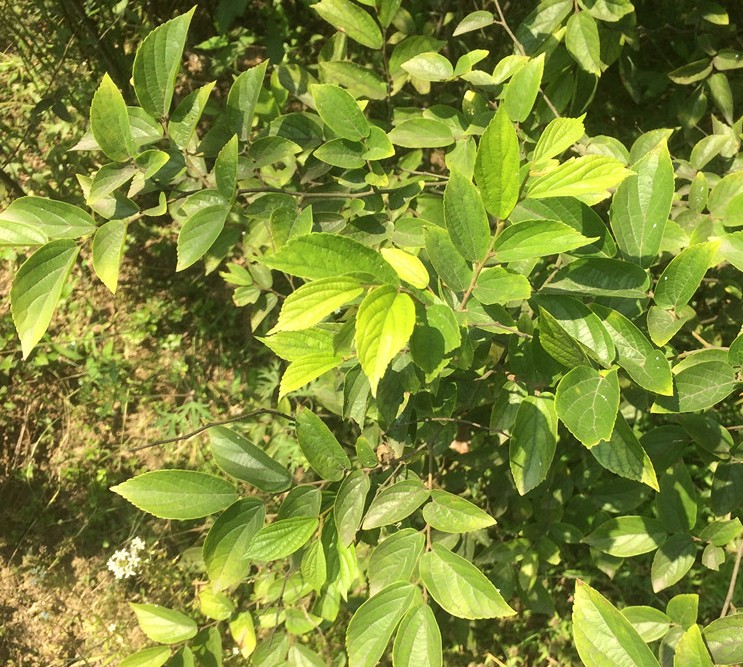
131,408,294,452
720,540,743,617
493,0,525,56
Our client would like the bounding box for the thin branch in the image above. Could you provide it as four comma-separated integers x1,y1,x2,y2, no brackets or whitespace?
493,0,525,55
131,408,295,452
720,539,743,617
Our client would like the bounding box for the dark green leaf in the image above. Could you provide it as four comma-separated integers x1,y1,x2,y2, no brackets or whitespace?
296,408,351,482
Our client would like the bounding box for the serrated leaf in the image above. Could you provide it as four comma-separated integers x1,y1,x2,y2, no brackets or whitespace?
419,544,515,619
334,470,371,547
610,142,675,268
296,408,351,481
362,479,429,530
346,583,417,667
262,233,398,284
424,226,473,291
380,248,429,288
92,219,127,294
654,241,719,311
474,105,520,219
504,53,544,122
10,240,79,358
355,285,415,395
130,603,197,645
245,517,318,561
90,73,134,162
544,258,650,298
652,360,738,413
584,516,667,557
226,61,268,141
209,426,291,492
533,116,586,164
301,539,327,592
88,163,137,203
259,328,335,362
132,8,194,118
311,84,370,141
214,135,238,202
369,529,424,596
509,394,558,495
203,498,265,591
272,277,362,333
573,581,661,667
388,119,455,148
392,604,442,667
319,61,387,100
494,219,596,261
527,156,630,204
111,470,237,520
176,200,231,271
422,489,496,532
556,366,620,446
590,305,672,395
0,220,47,247
651,534,697,592
279,352,344,397
473,267,531,305
278,486,321,520
313,0,383,49
168,82,215,148
566,12,602,75
444,168,491,261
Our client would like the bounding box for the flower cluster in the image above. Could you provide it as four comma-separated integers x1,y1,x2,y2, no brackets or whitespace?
107,537,146,580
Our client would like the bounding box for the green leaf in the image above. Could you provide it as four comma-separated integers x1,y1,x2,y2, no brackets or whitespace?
262,233,398,284
176,199,231,271
610,142,675,268
279,352,344,398
566,12,602,75
119,647,172,667
443,168,491,261
168,82,215,148
230,612,256,659
590,305,672,395
199,588,235,620
453,10,494,35
584,516,667,557
132,8,194,118
474,106,520,219
248,136,303,168
295,408,351,481
621,606,672,643
590,415,659,491
278,485,321,520
538,307,592,368
392,604,443,667
388,119,455,148
245,517,319,562
667,594,698,629
318,61,387,100
346,582,417,667
226,61,268,141
130,603,198,645
90,73,134,162
313,0,384,49
311,84,370,141
335,470,371,547
536,296,616,367
422,490,496,533
369,529,424,596
259,329,335,363
527,156,630,204
711,463,743,517
655,462,697,532
110,470,237,520
494,219,596,261
214,135,238,202
573,581,661,667
380,248,429,288
509,394,558,495
581,0,634,22
209,426,291,492
674,624,714,667
556,366,620,446
703,614,743,664
473,267,531,305
401,52,453,81
654,241,719,310
532,116,586,164
652,360,738,413
544,258,650,298
419,544,515,619
272,277,363,333
362,479,429,530
203,498,265,591
646,305,695,347
314,138,366,169
0,220,47,246
10,240,79,359
92,219,127,294
651,534,697,592
355,285,416,395
699,518,743,546
424,226,473,291
88,164,137,203
301,539,327,593
504,53,545,122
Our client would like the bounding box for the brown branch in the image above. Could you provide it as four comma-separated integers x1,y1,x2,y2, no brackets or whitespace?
721,539,743,617
131,408,295,452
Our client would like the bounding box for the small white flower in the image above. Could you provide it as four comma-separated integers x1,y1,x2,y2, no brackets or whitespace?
129,536,146,552
107,623,117,632
107,538,147,580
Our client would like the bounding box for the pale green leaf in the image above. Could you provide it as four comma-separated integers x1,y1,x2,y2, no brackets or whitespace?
296,407,351,481
444,168,491,261
176,200,231,271
318,61,387,100
362,479,429,530
311,84,370,141
424,226,473,291
527,156,631,204
621,606,672,643
119,646,172,667
509,394,558,495
674,625,714,667
110,470,237,520
214,135,238,202
313,0,383,49
419,544,515,619
92,219,127,294
334,470,371,547
88,164,137,203
494,219,596,261
401,52,453,82
380,248,429,288
392,605,442,667
226,61,269,141
651,534,697,592
230,611,257,659
422,489,496,532
130,603,197,645
90,73,134,162
473,267,531,304
388,119,455,148
279,352,344,398
10,240,79,359
168,82,216,148
199,588,235,620
532,116,586,164
703,614,743,664
504,53,545,122
1,197,93,241
584,516,667,557
314,138,366,169
453,10,494,36
369,529,424,596
245,517,319,561
652,360,737,413
543,258,649,298
566,12,602,75
654,241,719,311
